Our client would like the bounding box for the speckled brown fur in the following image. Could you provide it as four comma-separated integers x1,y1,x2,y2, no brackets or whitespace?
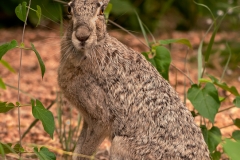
58,0,210,159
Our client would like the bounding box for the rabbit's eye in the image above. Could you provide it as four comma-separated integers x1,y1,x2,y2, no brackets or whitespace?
99,7,104,15
67,6,72,14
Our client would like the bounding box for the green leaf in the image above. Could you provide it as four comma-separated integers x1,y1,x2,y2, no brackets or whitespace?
0,102,15,113
142,46,171,80
0,40,18,60
36,5,42,26
13,144,24,153
205,13,227,62
193,1,215,20
197,18,215,84
191,111,197,117
187,83,220,123
0,78,6,89
0,143,24,155
34,147,56,160
201,125,208,144
208,127,222,153
154,46,171,80
223,139,240,160
0,60,15,73
201,126,221,153
0,143,12,155
232,130,240,141
135,11,149,47
208,75,239,96
211,151,221,160
159,39,192,48
221,43,231,81
233,118,240,128
234,96,240,108
15,2,27,22
31,43,45,78
104,3,112,22
31,99,55,138
192,1,217,63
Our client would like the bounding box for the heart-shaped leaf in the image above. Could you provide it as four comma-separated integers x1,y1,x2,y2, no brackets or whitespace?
34,147,56,160
0,40,18,60
187,83,220,123
31,99,55,138
201,126,222,153
31,43,45,78
15,2,27,22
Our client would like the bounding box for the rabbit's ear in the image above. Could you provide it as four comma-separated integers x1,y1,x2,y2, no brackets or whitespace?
102,0,110,4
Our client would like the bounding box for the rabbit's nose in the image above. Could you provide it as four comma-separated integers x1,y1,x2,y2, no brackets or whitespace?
75,26,90,42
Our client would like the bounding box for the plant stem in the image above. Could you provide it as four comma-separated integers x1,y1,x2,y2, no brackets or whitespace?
16,46,32,50
171,64,194,84
108,20,149,49
17,0,32,157
217,105,235,114
5,83,35,99
220,123,235,129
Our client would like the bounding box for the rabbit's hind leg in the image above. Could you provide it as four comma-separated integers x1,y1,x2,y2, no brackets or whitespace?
110,136,134,160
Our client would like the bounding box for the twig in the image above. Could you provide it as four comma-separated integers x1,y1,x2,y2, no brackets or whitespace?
217,105,235,114
21,100,56,140
17,0,32,157
5,83,35,99
171,63,194,84
220,123,235,129
53,0,68,5
108,19,150,49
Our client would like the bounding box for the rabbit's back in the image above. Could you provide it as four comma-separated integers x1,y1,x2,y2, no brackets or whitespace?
58,35,210,159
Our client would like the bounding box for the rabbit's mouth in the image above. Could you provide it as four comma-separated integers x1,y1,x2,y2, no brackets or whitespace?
71,31,97,52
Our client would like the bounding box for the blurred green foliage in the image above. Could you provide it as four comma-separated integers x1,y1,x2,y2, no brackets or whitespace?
0,0,62,27
1,0,240,31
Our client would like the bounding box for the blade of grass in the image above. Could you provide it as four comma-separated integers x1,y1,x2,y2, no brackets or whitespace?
197,20,215,84
108,20,149,49
193,0,215,20
221,42,232,82
142,23,156,43
5,83,35,99
135,10,150,48
204,6,240,67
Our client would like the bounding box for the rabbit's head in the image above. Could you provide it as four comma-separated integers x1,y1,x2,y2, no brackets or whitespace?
66,0,110,52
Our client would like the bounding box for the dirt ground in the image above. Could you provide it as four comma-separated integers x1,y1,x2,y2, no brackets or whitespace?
0,25,240,159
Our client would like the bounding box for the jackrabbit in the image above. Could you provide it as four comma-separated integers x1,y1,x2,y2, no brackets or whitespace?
58,0,210,159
